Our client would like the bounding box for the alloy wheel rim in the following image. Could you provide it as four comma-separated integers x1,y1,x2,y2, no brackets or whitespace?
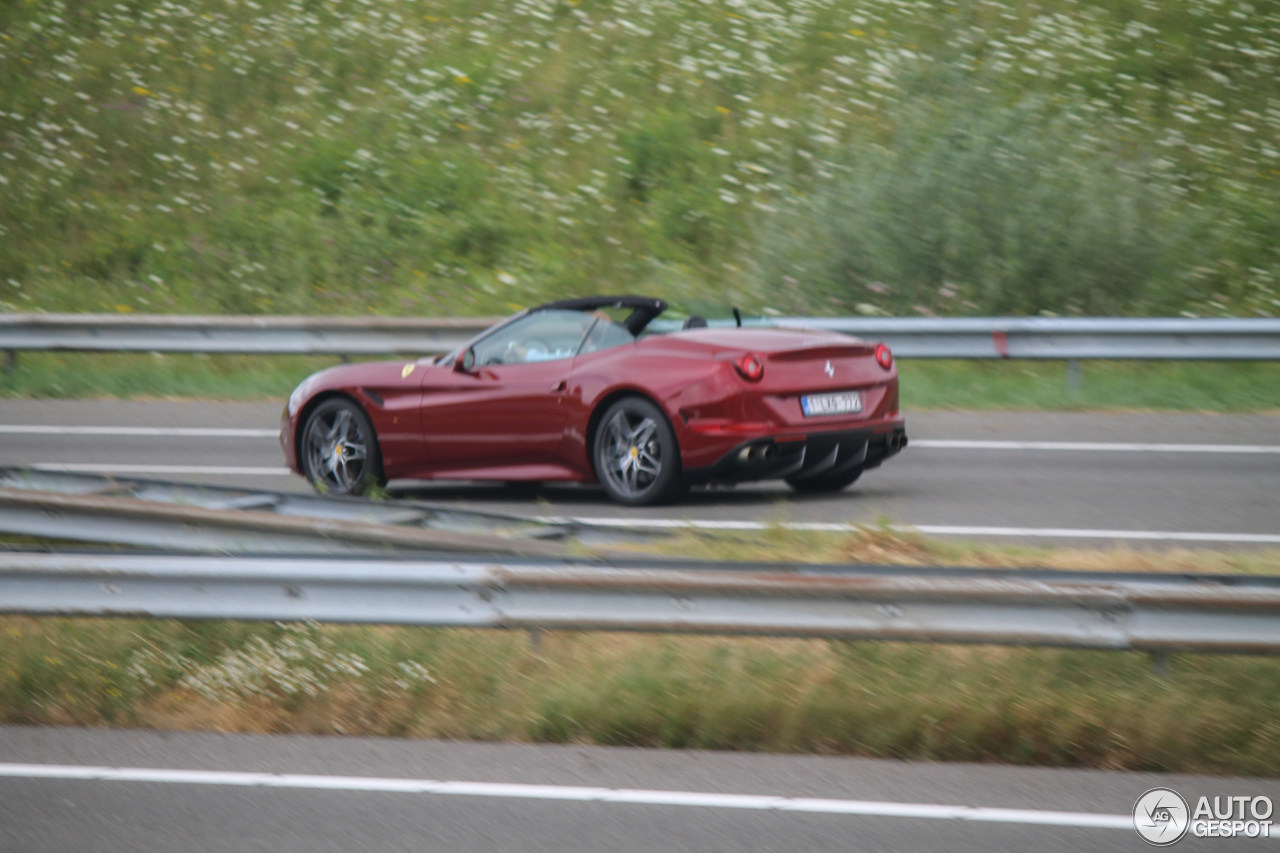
303,408,368,492
600,409,663,498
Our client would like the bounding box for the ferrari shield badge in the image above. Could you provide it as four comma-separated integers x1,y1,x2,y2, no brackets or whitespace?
401,363,416,379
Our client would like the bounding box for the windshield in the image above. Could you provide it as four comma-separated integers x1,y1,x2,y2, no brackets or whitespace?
470,310,604,366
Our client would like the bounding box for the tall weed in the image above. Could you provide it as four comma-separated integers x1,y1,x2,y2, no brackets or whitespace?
753,74,1210,316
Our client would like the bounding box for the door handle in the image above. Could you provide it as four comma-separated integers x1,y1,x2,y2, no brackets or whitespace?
551,380,567,392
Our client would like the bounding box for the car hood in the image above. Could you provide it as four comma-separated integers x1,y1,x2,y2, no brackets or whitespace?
287,358,435,416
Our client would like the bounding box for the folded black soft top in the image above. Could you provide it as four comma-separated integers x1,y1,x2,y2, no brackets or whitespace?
532,295,668,335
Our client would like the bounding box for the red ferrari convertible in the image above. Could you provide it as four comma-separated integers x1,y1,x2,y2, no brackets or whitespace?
280,296,907,505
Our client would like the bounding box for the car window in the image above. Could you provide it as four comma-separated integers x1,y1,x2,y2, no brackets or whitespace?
471,310,596,366
580,314,636,354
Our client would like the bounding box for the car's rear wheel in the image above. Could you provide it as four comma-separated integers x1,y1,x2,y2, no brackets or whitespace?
300,397,384,496
785,468,862,494
593,397,683,506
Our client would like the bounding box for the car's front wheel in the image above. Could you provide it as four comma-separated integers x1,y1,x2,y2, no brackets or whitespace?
299,397,384,496
593,397,684,506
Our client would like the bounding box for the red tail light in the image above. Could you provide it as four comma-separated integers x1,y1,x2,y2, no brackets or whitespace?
875,343,893,371
735,354,764,381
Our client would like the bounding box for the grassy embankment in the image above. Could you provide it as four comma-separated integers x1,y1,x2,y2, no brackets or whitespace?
2,0,1278,320
2,616,1276,777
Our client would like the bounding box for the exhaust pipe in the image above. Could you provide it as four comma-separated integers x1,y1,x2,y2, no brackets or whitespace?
737,444,778,465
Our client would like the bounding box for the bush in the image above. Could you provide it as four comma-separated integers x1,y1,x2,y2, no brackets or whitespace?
753,75,1209,317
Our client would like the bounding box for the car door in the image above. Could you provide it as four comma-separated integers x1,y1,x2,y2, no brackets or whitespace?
419,310,592,470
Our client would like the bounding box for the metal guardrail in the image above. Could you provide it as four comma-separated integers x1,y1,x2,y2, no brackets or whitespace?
3,552,1279,653
0,314,494,356
0,468,650,553
5,472,1277,652
3,314,1279,359
771,316,1280,360
0,488,573,557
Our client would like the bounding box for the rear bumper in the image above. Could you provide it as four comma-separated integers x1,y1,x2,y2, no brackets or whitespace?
684,425,908,485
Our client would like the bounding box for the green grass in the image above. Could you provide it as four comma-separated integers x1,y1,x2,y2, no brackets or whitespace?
902,360,1280,412
2,616,1278,775
625,524,1280,577
0,351,339,399
5,351,1280,413
1,0,1278,319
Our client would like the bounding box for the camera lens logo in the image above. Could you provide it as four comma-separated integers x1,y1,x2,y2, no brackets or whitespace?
1135,788,1190,846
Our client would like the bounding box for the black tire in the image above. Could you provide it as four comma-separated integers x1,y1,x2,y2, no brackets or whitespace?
592,396,684,506
785,468,862,494
299,397,385,496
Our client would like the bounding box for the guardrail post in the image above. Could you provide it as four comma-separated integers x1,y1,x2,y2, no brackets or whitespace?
1151,650,1172,678
3,350,15,375
1066,359,1082,393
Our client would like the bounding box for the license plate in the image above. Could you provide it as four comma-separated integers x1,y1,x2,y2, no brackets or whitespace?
801,391,863,417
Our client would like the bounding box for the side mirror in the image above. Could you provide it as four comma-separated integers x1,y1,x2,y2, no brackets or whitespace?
454,348,476,372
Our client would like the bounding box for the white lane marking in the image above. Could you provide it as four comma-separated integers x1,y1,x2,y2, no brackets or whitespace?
908,525,1280,544
32,464,292,476
912,439,1280,453
0,763,1133,830
542,517,1280,544
0,426,278,437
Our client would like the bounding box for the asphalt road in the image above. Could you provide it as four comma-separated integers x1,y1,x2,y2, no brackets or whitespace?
0,399,1277,546
2,727,1277,852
